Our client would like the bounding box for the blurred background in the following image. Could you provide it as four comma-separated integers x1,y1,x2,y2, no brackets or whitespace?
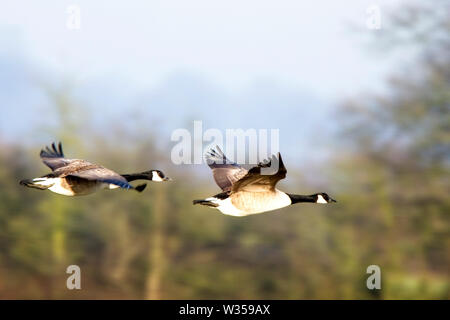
0,0,448,299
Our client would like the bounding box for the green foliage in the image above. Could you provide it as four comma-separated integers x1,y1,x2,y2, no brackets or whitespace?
0,1,448,299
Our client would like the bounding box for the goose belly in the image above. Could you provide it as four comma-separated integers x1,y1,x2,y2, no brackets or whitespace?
37,177,101,196
215,190,291,216
213,197,247,217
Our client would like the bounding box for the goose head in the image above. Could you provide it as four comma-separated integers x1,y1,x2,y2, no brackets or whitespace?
145,170,171,182
314,193,336,204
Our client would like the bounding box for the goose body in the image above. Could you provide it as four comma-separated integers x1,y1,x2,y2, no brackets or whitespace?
193,147,336,216
28,175,104,196
202,189,291,217
20,142,170,196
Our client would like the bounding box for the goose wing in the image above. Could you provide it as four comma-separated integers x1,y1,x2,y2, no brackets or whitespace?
231,153,287,192
205,146,248,192
67,166,134,189
40,142,72,171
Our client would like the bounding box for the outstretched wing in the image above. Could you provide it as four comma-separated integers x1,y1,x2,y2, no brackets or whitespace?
205,146,248,192
40,142,71,171
231,153,287,192
68,167,134,189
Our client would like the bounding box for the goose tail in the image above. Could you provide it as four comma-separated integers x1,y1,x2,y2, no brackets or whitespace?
19,178,53,190
193,199,219,207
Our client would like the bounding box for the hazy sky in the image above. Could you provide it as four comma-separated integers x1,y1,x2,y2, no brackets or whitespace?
0,0,404,162
1,0,402,94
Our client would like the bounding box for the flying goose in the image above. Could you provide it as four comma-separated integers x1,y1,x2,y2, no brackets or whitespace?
193,147,336,216
20,142,170,196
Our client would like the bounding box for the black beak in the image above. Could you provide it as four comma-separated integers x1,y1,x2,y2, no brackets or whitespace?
330,198,337,203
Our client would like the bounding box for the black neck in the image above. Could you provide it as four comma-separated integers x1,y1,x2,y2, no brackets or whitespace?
121,173,151,182
287,194,316,204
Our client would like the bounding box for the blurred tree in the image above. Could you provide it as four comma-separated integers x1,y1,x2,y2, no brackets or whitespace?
0,0,448,300
335,0,449,299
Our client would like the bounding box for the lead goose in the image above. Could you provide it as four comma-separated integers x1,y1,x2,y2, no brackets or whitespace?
193,147,336,216
20,142,170,196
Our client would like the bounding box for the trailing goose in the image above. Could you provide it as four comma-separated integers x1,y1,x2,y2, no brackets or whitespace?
20,142,170,196
193,146,336,216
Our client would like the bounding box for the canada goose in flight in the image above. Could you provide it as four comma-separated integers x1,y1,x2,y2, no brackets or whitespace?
20,142,170,196
193,147,336,216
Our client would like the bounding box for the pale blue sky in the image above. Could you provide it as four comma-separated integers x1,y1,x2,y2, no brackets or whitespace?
1,0,401,95
0,0,404,163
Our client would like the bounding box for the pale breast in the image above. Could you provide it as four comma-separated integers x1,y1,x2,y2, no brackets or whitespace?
230,189,291,214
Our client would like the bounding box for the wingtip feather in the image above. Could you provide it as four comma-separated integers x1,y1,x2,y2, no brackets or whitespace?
40,141,64,158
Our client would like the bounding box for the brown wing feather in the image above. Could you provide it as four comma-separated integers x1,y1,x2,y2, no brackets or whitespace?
61,162,133,189
40,143,133,189
231,153,287,192
206,146,248,192
40,142,72,171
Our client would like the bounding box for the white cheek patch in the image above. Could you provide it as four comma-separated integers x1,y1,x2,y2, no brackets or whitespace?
151,171,164,182
316,195,328,204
